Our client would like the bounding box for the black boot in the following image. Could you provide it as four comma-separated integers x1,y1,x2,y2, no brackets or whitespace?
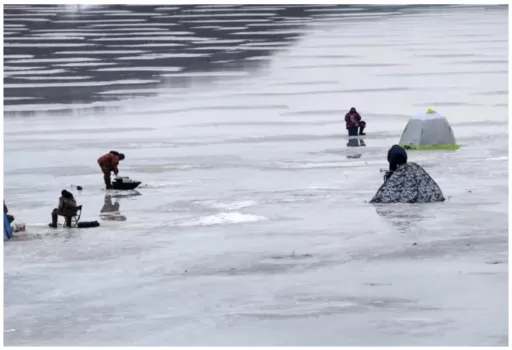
105,178,112,190
48,213,58,228
359,121,366,136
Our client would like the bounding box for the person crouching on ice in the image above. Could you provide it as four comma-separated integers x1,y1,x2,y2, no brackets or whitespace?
345,107,366,136
49,190,78,228
98,150,125,189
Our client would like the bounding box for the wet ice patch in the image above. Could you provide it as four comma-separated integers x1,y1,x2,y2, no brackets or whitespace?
5,36,87,41
36,32,106,37
7,57,100,64
154,6,180,11
245,56,273,61
167,12,277,18
80,27,178,32
95,67,183,72
3,24,27,27
274,160,385,169
192,26,223,29
4,97,41,101
109,43,186,48
53,62,117,67
91,36,207,42
4,66,45,71
5,43,96,48
4,54,33,59
85,23,179,28
16,76,92,81
191,46,241,51
161,71,249,78
182,19,270,24
231,30,307,35
109,12,165,17
54,50,148,55
244,41,290,46
194,39,246,44
4,18,50,22
304,7,365,12
214,26,248,31
4,69,68,76
116,53,209,60
53,19,147,23
5,79,159,88
246,22,302,27
178,212,267,227
199,200,258,210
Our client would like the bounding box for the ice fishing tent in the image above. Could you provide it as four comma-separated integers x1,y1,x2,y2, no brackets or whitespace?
399,109,459,150
370,162,445,204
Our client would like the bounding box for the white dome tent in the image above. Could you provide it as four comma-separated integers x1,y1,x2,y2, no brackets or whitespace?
399,109,459,150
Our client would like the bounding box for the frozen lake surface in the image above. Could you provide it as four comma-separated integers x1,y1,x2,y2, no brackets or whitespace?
3,4,508,346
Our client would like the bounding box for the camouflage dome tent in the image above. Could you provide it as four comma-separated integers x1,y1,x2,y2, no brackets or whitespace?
399,109,459,150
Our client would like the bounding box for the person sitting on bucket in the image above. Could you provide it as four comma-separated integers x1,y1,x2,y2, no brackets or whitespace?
49,190,78,228
98,150,125,189
4,201,14,224
345,107,366,136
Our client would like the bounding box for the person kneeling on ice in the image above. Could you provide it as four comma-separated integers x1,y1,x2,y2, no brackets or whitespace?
345,107,366,136
49,190,79,228
98,150,125,189
370,145,445,204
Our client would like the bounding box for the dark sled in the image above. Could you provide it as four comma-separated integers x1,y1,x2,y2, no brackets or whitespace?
112,177,141,191
77,221,100,228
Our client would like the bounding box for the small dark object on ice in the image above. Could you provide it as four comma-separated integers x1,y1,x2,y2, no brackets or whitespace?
485,260,504,265
77,186,83,191
272,253,312,260
77,221,100,228
412,243,417,246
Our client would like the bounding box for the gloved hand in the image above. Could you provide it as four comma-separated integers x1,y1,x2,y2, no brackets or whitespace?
384,171,394,182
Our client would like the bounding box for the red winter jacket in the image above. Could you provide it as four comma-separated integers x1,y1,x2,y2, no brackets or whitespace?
98,153,120,175
345,112,361,129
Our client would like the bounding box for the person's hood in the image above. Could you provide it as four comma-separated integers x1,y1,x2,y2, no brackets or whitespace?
387,145,408,167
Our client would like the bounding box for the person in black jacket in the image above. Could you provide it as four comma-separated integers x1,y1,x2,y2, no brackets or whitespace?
384,145,408,181
49,190,79,228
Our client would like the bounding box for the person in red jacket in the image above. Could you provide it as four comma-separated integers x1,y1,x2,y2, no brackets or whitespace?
345,107,366,136
98,150,125,189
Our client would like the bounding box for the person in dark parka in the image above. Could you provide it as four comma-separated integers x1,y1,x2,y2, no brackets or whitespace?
385,144,408,181
49,190,79,228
